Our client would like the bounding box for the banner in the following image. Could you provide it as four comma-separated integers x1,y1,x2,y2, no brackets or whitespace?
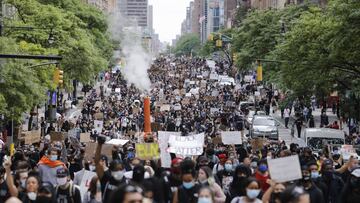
221,131,242,145
168,133,204,156
268,155,302,183
135,143,160,160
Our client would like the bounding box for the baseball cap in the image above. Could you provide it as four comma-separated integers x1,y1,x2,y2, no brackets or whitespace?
56,168,69,178
218,154,227,159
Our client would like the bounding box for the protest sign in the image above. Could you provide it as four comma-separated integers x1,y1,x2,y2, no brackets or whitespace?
84,142,113,161
75,170,97,199
210,73,219,80
250,138,265,150
168,133,204,156
160,105,171,112
180,89,186,95
115,88,121,93
24,131,41,145
106,139,129,146
211,90,219,97
94,101,102,108
94,120,103,133
173,104,182,111
182,98,190,105
158,131,181,168
210,108,220,114
80,133,91,143
268,155,302,183
93,112,104,120
340,145,357,160
135,143,160,160
50,132,64,142
212,136,222,145
185,93,192,97
173,89,180,95
221,131,242,145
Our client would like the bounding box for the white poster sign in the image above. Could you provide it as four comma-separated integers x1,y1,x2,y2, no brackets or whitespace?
94,120,103,133
168,133,204,156
160,104,171,112
158,131,181,168
74,170,97,199
211,90,219,97
210,73,219,80
106,139,129,146
221,131,242,144
268,155,302,183
210,108,220,114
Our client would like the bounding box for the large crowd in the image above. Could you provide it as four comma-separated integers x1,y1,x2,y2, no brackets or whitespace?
0,57,359,203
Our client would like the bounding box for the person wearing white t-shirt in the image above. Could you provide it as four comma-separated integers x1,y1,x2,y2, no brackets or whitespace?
284,107,290,128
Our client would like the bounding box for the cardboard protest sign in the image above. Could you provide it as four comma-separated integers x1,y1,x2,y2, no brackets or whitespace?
151,122,161,132
93,112,104,120
168,133,205,156
221,131,242,145
250,138,266,150
158,131,181,168
212,136,222,145
160,105,171,112
84,142,113,161
268,155,302,183
180,89,186,95
74,170,96,200
50,132,64,142
135,143,160,160
340,145,357,160
24,131,41,144
94,120,104,133
106,139,129,146
80,133,91,143
182,98,190,105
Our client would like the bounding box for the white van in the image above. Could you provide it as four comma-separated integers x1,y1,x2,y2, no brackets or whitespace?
304,128,345,151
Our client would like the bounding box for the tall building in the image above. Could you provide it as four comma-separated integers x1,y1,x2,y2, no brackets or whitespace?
207,0,225,37
250,0,327,10
118,0,148,28
224,0,237,28
147,5,153,34
200,0,208,43
191,0,201,36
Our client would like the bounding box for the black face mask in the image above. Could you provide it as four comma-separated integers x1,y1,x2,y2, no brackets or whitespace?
36,196,52,203
350,178,360,188
302,174,311,182
272,192,282,200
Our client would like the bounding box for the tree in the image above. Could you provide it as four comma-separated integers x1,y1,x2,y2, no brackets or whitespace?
173,34,201,56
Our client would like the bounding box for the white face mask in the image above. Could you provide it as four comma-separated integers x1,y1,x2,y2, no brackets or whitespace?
57,177,68,186
89,165,96,171
20,179,26,188
144,171,150,179
27,192,37,200
112,170,124,181
50,155,58,161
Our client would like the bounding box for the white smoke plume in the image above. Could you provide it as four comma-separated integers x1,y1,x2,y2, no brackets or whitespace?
108,11,151,92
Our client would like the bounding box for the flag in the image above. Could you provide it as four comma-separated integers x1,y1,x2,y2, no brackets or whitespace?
199,16,206,23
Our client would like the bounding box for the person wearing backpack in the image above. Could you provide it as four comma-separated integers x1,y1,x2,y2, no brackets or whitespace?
54,168,81,203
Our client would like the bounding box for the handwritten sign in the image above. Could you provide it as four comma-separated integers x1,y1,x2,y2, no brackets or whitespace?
94,120,103,133
50,131,64,142
268,155,302,183
168,133,204,156
158,131,180,168
135,143,160,160
74,170,97,199
84,142,113,161
221,131,242,145
80,133,91,143
340,145,357,160
24,131,41,144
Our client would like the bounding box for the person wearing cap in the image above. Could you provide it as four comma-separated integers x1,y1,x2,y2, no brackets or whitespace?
212,154,227,175
319,159,344,203
340,168,360,203
54,168,81,203
37,147,66,186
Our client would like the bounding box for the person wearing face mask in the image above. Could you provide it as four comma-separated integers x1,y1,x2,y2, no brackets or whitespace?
228,165,252,203
307,162,327,198
198,187,215,203
212,154,226,175
54,168,81,203
254,161,270,193
319,159,344,203
36,183,55,203
37,147,66,186
298,165,324,203
173,159,200,203
20,174,41,203
197,167,225,203
215,159,234,196
340,168,360,203
230,178,262,203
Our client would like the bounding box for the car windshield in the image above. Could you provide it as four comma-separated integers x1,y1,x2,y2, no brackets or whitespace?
307,137,344,150
253,118,276,126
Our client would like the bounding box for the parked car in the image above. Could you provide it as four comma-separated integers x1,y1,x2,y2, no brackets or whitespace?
250,115,279,140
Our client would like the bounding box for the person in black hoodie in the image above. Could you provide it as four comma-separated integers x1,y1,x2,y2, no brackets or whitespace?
340,168,360,203
227,164,252,203
320,159,344,203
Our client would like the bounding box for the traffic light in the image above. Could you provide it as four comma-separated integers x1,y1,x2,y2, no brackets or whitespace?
216,39,222,47
53,68,64,86
257,62,263,82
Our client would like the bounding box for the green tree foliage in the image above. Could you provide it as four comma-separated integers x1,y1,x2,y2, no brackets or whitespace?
0,0,113,120
174,34,201,56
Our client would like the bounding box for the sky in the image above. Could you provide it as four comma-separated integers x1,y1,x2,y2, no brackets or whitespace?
149,0,192,43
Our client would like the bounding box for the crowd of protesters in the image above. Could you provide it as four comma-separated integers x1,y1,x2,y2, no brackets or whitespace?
0,57,359,203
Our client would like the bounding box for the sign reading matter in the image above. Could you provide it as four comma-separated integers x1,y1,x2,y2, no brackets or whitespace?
136,143,160,160
221,131,242,145
268,155,302,183
168,133,204,156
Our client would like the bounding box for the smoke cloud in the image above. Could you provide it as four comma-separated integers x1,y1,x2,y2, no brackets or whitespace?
108,11,151,92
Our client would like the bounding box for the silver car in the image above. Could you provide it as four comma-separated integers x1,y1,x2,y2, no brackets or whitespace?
250,116,279,140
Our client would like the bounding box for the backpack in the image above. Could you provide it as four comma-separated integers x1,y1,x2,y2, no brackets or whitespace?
55,183,77,203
